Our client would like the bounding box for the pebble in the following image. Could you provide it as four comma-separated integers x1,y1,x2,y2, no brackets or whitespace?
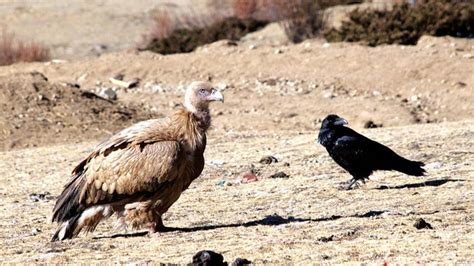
99,87,117,100
241,172,258,184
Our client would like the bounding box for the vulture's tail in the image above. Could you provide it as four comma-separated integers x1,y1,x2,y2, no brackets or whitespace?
51,205,114,241
51,169,113,241
394,156,426,176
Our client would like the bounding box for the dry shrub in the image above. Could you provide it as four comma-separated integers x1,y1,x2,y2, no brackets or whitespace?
0,29,50,66
144,17,268,54
275,0,362,43
324,0,474,46
142,6,268,55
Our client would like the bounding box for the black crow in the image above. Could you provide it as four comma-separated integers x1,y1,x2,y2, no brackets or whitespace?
318,114,426,189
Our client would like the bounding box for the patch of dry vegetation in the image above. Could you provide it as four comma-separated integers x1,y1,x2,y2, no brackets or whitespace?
324,0,474,46
0,28,50,66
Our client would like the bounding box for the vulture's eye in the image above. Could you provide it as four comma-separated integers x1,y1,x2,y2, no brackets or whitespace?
198,89,207,95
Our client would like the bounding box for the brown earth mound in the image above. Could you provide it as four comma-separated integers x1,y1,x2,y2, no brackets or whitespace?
0,72,156,150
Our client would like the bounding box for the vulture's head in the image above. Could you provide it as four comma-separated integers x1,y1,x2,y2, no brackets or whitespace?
184,81,224,113
321,114,348,129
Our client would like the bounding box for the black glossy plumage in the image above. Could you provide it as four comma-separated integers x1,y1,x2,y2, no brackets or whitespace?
318,114,425,189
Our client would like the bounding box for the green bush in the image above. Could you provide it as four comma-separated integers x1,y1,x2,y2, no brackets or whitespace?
324,0,474,46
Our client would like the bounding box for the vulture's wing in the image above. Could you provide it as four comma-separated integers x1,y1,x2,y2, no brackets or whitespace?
53,118,181,222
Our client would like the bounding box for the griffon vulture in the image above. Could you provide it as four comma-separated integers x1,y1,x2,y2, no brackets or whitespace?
51,81,224,241
318,114,425,189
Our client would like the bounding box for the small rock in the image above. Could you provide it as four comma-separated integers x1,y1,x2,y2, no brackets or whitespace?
259,155,278,164
216,180,226,187
323,92,335,99
317,235,334,242
127,78,140,88
274,49,282,54
232,258,252,266
77,73,88,83
322,42,330,48
209,160,225,166
112,73,124,81
414,218,433,229
99,88,117,100
462,53,473,59
216,82,228,91
31,228,41,236
269,171,289,179
248,44,256,50
363,120,383,129
29,192,54,202
425,162,442,170
192,250,226,266
241,172,258,184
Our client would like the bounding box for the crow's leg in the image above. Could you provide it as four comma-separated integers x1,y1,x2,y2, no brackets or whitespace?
345,178,359,190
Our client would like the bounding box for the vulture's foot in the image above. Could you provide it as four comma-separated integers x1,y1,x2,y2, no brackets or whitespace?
147,218,176,236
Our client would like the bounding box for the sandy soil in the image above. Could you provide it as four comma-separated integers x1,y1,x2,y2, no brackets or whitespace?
1,121,473,264
0,10,472,264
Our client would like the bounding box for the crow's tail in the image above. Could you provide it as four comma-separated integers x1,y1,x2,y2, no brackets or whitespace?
394,157,426,176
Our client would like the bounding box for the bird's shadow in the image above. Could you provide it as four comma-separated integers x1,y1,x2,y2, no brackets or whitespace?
375,178,464,190
94,211,388,239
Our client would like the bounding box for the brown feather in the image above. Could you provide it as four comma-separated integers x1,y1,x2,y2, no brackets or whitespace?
52,82,218,241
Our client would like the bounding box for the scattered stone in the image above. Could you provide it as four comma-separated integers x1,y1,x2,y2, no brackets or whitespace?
127,78,140,88
232,258,252,266
109,77,139,89
192,250,226,266
322,42,330,48
323,92,335,99
462,53,473,59
29,192,54,202
112,73,124,81
209,159,225,166
269,171,289,179
216,82,228,91
31,228,41,236
99,87,117,101
317,235,334,242
274,49,282,54
241,172,258,184
216,180,226,187
248,44,256,50
259,155,278,164
425,162,442,170
414,218,433,229
363,120,383,129
77,73,88,84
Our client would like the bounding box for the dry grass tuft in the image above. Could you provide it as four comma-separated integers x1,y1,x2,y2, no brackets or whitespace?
0,28,50,66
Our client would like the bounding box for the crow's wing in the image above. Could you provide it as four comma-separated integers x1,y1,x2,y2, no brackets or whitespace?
329,135,376,177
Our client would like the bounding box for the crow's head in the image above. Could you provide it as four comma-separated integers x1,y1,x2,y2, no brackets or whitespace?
321,114,348,128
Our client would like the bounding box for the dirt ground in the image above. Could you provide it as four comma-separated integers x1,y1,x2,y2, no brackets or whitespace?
0,7,473,264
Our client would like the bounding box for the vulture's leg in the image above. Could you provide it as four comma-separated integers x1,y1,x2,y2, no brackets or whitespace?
148,213,175,235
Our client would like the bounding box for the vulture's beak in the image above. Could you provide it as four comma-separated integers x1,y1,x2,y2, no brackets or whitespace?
334,117,348,126
209,89,224,103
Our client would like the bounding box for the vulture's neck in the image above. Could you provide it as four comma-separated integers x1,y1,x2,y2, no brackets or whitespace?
174,107,211,150
192,108,211,133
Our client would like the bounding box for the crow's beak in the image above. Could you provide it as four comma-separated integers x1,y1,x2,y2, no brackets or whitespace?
209,89,224,102
334,117,348,126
